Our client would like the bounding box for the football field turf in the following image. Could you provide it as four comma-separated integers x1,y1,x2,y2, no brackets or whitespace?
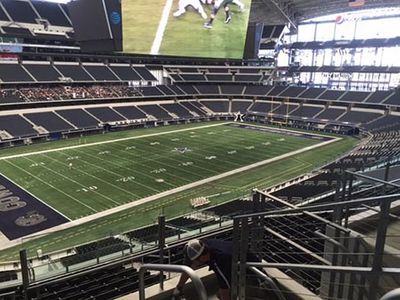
0,122,357,259
0,122,323,219
122,0,252,58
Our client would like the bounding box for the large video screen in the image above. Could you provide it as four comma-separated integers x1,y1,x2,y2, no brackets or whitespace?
122,0,252,59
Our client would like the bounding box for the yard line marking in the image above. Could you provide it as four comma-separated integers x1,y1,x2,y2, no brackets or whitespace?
0,122,230,161
68,148,162,193
23,156,120,207
150,0,173,55
4,160,97,214
12,136,341,240
41,153,142,200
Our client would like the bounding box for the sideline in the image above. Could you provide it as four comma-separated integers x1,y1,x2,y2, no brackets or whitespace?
0,135,341,250
0,122,229,161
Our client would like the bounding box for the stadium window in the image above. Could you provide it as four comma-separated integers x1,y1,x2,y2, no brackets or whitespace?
360,48,376,66
355,19,381,39
314,50,324,66
334,21,356,40
323,49,333,66
315,22,334,41
299,50,313,65
381,48,400,67
297,24,315,42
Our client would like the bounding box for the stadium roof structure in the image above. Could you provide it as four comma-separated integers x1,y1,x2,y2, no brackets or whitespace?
250,0,400,25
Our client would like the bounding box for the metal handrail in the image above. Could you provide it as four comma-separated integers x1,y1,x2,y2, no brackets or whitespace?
248,266,286,300
138,264,207,300
380,288,400,300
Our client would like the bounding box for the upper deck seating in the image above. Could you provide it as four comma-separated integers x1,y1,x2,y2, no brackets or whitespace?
177,67,199,73
267,86,288,96
180,101,207,116
56,109,100,128
0,89,24,103
160,103,193,118
318,90,345,101
83,65,119,81
298,88,325,99
1,0,38,23
200,100,229,113
237,68,262,73
157,85,176,96
317,107,346,120
195,84,220,94
339,91,370,103
337,111,381,124
139,86,164,96
220,85,244,95
85,107,126,122
363,115,400,132
31,0,71,27
279,86,306,97
231,101,252,113
176,85,198,95
383,91,400,106
113,106,147,120
24,112,74,132
180,74,206,81
170,74,183,82
290,105,324,118
244,85,273,96
134,67,157,81
248,101,273,113
0,64,33,82
109,66,142,81
167,85,186,95
235,74,262,82
54,64,93,81
0,115,37,137
365,90,393,104
272,104,299,115
0,4,9,21
206,74,233,82
207,68,229,73
23,64,61,82
138,105,171,119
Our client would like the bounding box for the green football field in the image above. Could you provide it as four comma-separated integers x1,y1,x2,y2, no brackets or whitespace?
0,122,357,260
122,0,252,58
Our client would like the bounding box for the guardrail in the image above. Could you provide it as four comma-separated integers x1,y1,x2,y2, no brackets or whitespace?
138,264,207,300
380,288,400,300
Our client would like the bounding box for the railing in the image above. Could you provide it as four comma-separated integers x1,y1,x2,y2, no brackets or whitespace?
231,158,400,300
138,264,207,300
380,288,400,300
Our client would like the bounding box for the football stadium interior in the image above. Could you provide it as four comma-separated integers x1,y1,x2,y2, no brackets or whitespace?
0,0,399,299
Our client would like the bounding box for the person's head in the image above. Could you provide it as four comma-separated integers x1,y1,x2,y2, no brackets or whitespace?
184,239,210,265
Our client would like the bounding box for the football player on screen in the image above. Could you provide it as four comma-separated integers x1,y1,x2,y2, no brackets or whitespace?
173,0,208,19
203,0,245,29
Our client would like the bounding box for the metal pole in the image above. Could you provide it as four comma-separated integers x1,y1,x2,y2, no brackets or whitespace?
19,249,29,300
368,160,392,300
231,218,241,300
139,264,207,300
239,217,249,300
158,215,165,290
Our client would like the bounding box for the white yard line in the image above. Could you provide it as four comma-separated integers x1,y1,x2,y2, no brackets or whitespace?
150,0,173,55
0,135,341,249
4,160,95,215
41,153,142,200
0,122,229,161
70,148,163,192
